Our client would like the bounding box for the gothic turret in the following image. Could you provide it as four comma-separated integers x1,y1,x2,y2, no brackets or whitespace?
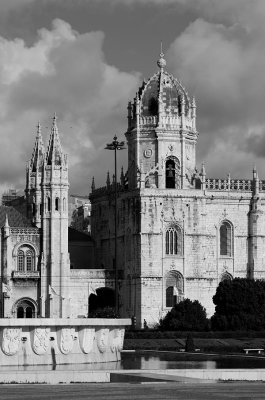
26,122,45,227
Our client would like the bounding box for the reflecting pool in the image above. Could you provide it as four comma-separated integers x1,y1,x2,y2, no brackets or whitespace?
1,351,265,371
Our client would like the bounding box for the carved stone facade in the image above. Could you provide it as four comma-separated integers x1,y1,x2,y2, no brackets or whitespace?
90,53,265,327
0,117,75,319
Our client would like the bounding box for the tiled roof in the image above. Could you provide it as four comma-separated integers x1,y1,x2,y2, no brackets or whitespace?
0,206,33,228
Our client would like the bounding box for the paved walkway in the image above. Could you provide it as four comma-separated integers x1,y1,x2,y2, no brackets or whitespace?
0,382,265,400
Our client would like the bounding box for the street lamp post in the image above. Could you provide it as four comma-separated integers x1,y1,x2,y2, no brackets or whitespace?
105,135,126,315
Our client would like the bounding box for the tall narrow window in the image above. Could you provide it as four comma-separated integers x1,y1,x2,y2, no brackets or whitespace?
47,197,51,212
26,250,34,271
166,160,176,188
18,251,24,272
55,197,59,211
165,227,182,255
220,221,232,256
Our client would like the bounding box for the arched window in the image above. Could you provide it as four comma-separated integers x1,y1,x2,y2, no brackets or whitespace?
17,307,24,318
16,246,35,272
165,226,182,255
165,157,180,189
166,160,176,188
14,298,36,318
47,197,51,212
165,271,184,307
55,197,59,211
221,272,233,282
220,221,232,256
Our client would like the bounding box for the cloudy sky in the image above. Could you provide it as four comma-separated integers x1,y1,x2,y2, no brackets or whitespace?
0,0,265,195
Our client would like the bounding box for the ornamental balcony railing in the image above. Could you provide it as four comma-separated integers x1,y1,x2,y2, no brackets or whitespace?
12,271,40,280
206,178,265,191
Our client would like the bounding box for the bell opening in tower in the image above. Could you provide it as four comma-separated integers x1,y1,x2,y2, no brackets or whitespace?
166,160,176,188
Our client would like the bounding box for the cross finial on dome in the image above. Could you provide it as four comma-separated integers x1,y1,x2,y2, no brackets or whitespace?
157,42,166,70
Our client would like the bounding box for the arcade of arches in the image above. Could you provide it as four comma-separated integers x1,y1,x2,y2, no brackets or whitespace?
13,298,37,318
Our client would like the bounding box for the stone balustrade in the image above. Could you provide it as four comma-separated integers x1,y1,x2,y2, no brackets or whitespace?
206,178,254,191
0,318,130,366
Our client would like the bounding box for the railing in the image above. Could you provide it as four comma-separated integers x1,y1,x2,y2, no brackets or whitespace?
205,178,265,191
12,271,40,280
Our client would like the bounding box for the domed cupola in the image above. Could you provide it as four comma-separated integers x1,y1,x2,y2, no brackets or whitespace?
127,52,196,132
125,50,198,191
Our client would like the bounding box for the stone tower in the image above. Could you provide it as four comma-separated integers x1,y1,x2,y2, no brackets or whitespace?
126,51,198,191
26,115,70,318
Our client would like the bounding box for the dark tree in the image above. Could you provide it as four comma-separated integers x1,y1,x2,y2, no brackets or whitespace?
211,278,265,330
159,299,209,331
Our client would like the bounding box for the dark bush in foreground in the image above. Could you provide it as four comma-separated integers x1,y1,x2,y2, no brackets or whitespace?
158,299,209,331
211,278,265,330
88,306,119,318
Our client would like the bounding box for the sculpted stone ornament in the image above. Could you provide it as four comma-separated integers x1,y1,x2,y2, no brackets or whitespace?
2,328,21,356
79,328,95,354
59,328,75,354
96,328,109,353
32,327,50,355
144,149,152,158
110,329,125,353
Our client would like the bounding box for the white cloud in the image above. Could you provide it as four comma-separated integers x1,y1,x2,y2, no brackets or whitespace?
165,7,265,178
0,18,140,194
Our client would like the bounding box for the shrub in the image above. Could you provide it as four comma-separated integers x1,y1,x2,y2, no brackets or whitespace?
158,299,209,331
88,306,119,318
185,333,195,352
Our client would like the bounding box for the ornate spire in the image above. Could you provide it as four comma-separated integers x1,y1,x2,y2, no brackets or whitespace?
46,113,63,165
91,176,95,192
120,166,125,187
157,42,166,70
106,171,110,188
30,122,44,172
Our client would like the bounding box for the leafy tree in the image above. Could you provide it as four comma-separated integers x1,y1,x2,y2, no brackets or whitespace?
159,299,209,331
211,278,265,330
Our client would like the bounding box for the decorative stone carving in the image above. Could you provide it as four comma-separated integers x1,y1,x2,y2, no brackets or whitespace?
32,327,50,355
79,328,95,354
144,149,152,158
2,328,21,356
110,329,125,353
58,328,75,354
96,328,109,353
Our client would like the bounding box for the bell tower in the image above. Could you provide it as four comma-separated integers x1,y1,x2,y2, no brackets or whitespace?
125,52,198,190
40,114,70,318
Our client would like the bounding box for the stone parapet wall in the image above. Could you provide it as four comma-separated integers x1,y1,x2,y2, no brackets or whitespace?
0,318,130,366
